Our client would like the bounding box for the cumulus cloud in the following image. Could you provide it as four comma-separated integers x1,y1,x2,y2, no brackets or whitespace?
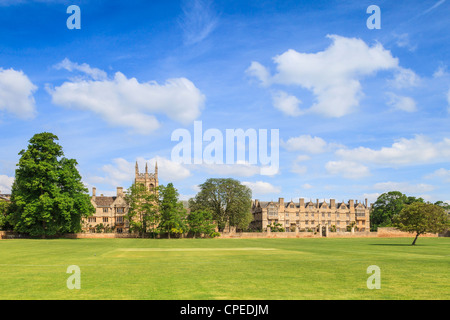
335,135,450,167
88,156,191,188
247,35,401,117
0,175,14,194
425,168,450,182
47,60,205,134
282,135,340,154
0,68,37,119
271,91,303,116
386,93,417,112
325,160,370,179
242,181,281,195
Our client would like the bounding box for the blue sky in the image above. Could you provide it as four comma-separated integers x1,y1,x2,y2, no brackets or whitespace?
0,0,449,205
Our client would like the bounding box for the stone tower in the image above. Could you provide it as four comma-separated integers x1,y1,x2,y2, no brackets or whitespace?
135,161,158,192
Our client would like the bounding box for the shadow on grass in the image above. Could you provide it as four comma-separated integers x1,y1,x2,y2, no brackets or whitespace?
369,243,418,246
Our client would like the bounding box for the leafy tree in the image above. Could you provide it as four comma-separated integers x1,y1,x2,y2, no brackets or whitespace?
158,183,187,239
187,209,215,238
8,132,94,237
393,202,450,245
0,201,11,230
189,178,252,231
125,182,159,238
370,191,425,231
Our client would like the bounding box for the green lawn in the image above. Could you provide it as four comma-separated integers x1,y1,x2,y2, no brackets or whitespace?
0,237,448,300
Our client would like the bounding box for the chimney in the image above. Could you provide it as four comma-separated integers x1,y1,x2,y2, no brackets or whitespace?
279,198,284,207
330,199,335,208
92,187,96,197
117,187,123,197
349,199,354,208
316,198,319,208
365,198,368,208
299,198,305,208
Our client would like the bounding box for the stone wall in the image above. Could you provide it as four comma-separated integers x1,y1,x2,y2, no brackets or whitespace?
376,227,438,238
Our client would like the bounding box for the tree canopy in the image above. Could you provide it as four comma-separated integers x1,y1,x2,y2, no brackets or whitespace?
8,132,94,237
393,202,449,245
158,183,187,238
189,178,252,231
370,191,424,231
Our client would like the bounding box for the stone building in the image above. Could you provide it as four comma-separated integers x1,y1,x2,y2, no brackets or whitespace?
251,197,371,233
84,162,158,233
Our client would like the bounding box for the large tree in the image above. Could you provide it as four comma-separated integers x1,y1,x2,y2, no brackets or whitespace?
370,191,424,231
393,202,449,245
125,182,159,237
8,132,94,237
189,178,252,231
187,209,216,238
158,183,187,239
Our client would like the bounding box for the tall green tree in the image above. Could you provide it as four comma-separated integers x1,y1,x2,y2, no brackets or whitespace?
370,191,424,231
125,182,159,238
189,178,252,231
187,209,216,238
8,132,94,237
158,183,187,239
393,202,450,245
0,201,11,230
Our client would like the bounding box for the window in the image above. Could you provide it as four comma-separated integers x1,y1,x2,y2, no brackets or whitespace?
116,228,123,233
116,216,123,223
268,205,278,217
322,213,325,218
116,207,124,213
296,212,299,217
103,208,108,213
88,217,96,223
103,217,108,223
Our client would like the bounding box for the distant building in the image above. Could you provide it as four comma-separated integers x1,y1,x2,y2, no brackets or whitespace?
0,191,11,202
83,162,158,233
251,197,371,233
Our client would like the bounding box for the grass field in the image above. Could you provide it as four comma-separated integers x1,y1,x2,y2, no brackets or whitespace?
0,237,448,300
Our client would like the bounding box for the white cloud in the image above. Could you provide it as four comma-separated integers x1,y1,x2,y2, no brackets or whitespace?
325,160,370,179
282,135,340,154
373,182,435,194
433,65,448,78
394,33,417,52
47,64,205,134
0,175,14,194
242,181,281,195
246,61,271,87
336,135,450,167
389,67,420,89
386,93,417,112
425,168,450,182
302,183,313,189
54,58,107,81
0,68,37,119
88,156,191,188
271,91,303,116
248,35,400,117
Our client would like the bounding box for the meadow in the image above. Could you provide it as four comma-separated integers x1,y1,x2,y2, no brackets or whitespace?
0,237,448,300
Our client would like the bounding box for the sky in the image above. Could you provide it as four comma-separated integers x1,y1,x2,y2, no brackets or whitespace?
0,0,449,205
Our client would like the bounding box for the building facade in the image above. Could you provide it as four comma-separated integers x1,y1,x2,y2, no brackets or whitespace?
83,162,158,233
251,197,371,233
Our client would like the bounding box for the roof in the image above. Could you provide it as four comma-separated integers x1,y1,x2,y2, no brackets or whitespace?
93,196,117,207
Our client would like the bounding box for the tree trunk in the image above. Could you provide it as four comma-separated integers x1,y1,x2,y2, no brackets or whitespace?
411,232,420,245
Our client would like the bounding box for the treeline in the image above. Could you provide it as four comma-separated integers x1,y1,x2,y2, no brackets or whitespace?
0,132,254,238
370,191,449,245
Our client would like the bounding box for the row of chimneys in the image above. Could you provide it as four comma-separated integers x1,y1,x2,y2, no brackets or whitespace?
92,187,123,198
255,198,369,208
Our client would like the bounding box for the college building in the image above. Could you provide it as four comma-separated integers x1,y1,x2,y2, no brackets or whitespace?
251,197,371,233
84,162,158,233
